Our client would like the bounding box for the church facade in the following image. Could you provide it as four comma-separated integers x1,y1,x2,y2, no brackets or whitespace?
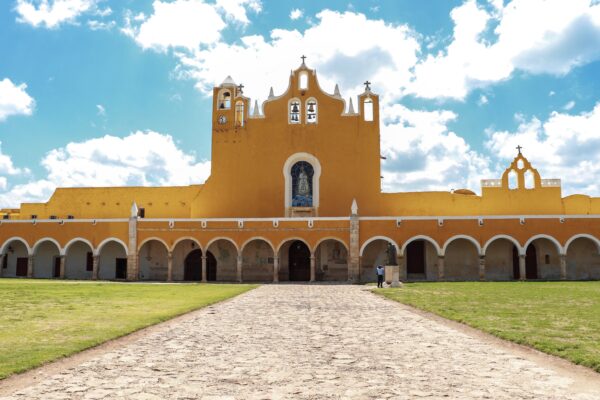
1,60,600,283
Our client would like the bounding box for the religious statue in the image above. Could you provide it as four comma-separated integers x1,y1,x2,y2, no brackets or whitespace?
292,162,313,207
297,166,310,196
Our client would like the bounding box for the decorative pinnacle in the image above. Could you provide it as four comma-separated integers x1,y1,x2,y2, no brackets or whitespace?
130,202,138,218
333,84,340,97
516,145,523,155
268,87,274,99
351,199,358,215
348,97,355,114
253,100,260,116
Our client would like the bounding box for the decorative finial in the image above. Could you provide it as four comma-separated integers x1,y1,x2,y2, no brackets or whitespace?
348,97,355,114
253,100,260,116
301,55,307,65
516,145,523,155
334,84,340,97
351,199,358,215
268,87,274,99
130,201,138,218
364,80,371,91
237,83,244,94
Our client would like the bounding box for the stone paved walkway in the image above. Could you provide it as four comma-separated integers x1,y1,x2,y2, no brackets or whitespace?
2,285,600,399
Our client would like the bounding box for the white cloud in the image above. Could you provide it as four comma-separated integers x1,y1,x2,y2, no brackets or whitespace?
215,0,261,24
409,0,600,100
478,94,489,106
563,100,575,111
0,78,35,122
486,103,600,195
15,0,99,28
380,104,492,192
0,131,211,207
87,19,115,30
290,8,303,20
96,104,106,116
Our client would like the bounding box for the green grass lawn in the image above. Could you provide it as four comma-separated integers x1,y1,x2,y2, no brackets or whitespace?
377,282,600,372
0,279,257,379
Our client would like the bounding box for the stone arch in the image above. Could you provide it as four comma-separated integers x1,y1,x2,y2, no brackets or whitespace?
401,235,441,281
443,236,480,281
32,238,62,278
283,153,322,213
64,239,94,280
206,238,239,282
442,235,482,256
312,236,349,254
139,239,169,281
138,237,169,253
483,235,522,281
524,235,562,280
314,238,348,281
241,238,275,282
360,236,399,283
0,237,30,278
0,237,31,256
400,235,441,257
170,236,203,254
565,234,600,280
97,239,128,280
360,236,399,257
277,237,312,282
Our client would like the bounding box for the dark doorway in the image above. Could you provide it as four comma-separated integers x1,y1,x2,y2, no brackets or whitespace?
184,249,202,281
206,251,217,281
512,246,519,279
116,258,127,279
525,244,538,279
289,241,310,281
406,240,425,274
16,257,28,277
53,257,61,278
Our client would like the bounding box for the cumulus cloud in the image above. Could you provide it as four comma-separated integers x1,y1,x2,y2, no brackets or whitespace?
408,0,600,100
485,103,600,195
15,0,99,28
0,78,35,122
215,0,261,24
290,8,303,20
0,131,211,207
96,104,106,116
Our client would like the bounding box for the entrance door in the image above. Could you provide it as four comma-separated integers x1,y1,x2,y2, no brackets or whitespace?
206,251,217,281
525,244,538,279
115,258,127,279
406,240,425,274
16,257,28,277
289,241,310,281
53,257,61,278
184,249,202,281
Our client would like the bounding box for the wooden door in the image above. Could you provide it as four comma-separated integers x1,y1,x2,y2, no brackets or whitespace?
406,240,425,274
289,241,310,281
16,257,28,277
525,244,538,279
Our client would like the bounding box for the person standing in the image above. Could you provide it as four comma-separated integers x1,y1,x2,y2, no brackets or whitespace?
376,265,385,288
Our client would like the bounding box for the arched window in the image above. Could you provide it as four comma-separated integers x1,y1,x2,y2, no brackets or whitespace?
235,101,244,127
364,98,373,121
299,72,308,90
524,169,535,189
291,161,314,207
218,90,231,110
289,99,301,124
306,98,317,124
508,169,518,189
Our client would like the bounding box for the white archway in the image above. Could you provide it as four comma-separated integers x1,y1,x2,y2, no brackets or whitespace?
359,236,399,257
170,236,203,253
442,235,482,256
312,236,349,254
62,237,94,256
400,235,441,257
95,237,128,257
32,237,62,255
138,237,170,253
565,234,600,254
241,236,275,254
0,237,31,255
524,234,563,255
283,152,322,211
206,236,239,253
483,234,523,256
276,237,312,255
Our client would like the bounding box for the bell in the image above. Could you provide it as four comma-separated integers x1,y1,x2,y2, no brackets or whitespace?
307,103,315,113
292,103,299,113
219,102,225,109
292,114,299,121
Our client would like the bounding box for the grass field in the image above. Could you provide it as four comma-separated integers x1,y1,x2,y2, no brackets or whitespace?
377,282,600,372
0,279,257,379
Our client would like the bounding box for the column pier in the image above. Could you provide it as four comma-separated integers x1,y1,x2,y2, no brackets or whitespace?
310,255,316,282
0,254,4,278
519,254,526,280
27,255,33,278
201,255,207,283
59,255,66,279
92,255,99,280
396,254,406,282
273,256,279,283
559,254,567,280
478,255,486,281
167,252,173,282
236,255,243,282
437,255,445,280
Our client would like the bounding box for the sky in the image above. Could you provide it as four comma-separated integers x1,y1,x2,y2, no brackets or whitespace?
1,0,600,208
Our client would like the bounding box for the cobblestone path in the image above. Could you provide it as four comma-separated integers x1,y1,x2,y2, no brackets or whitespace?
2,285,600,399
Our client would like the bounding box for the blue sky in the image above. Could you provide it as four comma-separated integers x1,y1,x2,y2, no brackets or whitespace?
1,0,600,207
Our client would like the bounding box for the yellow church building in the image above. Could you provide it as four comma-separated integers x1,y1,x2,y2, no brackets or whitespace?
1,60,600,284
